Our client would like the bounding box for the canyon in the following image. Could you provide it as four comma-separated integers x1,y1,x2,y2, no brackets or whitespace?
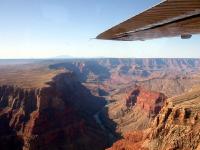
0,58,200,150
107,85,200,150
0,63,108,150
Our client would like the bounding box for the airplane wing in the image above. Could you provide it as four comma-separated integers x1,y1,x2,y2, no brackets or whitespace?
96,0,200,41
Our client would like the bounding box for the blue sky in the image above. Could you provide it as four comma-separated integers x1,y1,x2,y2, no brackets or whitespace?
0,0,199,58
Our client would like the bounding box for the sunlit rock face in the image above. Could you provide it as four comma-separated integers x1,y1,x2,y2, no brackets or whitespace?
96,85,167,144
126,87,167,116
0,58,200,150
147,88,200,150
107,86,200,150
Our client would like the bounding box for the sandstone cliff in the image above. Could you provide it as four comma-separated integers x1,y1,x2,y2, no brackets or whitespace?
107,86,200,150
146,87,200,150
99,87,167,136
0,72,108,150
1,58,200,150
126,87,167,116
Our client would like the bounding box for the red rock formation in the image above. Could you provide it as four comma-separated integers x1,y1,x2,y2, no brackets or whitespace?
126,87,167,116
0,72,108,150
147,95,200,150
106,131,149,150
99,86,167,141
108,86,200,150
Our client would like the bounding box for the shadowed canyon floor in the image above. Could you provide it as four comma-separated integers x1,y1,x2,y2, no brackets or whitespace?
0,58,200,150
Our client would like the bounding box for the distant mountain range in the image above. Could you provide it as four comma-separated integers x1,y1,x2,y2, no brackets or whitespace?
53,55,74,59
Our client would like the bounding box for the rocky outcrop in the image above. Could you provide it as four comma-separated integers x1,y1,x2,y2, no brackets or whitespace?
106,131,148,150
108,86,200,150
126,87,167,116
1,58,200,150
0,72,108,150
147,89,200,150
99,87,167,136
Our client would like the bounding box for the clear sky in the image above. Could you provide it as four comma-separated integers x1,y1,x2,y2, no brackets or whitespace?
0,0,199,58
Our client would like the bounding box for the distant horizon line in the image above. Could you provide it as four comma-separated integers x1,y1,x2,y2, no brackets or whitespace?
0,57,200,60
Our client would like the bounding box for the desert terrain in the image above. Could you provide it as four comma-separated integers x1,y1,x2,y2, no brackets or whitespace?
0,58,200,150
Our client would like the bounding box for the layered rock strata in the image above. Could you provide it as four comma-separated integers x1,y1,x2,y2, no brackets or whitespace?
0,72,108,150
108,86,200,150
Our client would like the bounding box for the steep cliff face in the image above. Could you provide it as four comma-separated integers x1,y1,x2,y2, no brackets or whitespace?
1,58,200,150
147,88,200,150
0,72,108,150
107,87,200,150
100,87,167,135
126,87,167,116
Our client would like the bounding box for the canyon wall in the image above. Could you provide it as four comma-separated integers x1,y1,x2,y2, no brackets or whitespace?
0,72,108,150
1,58,200,150
107,86,200,150
99,87,167,136
147,89,200,150
50,58,200,97
126,87,167,116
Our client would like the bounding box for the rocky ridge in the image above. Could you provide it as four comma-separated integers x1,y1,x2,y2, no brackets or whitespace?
100,87,167,135
147,87,200,150
107,86,200,150
1,58,200,150
50,58,200,98
126,87,167,116
0,72,108,150
50,58,200,83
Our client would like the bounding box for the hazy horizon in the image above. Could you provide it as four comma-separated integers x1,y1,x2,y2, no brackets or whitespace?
0,0,199,58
